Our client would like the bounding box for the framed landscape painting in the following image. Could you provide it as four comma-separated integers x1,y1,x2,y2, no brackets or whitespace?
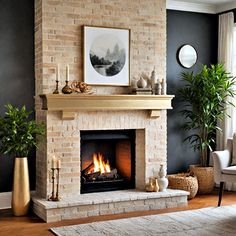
83,25,130,86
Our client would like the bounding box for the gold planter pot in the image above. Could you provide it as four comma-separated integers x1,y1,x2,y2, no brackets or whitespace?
12,157,30,216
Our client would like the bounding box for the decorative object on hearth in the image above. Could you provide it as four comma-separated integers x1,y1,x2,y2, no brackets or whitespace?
0,104,44,216
153,178,159,192
157,164,168,191
145,177,159,192
53,65,60,94
70,80,93,94
62,65,73,94
83,25,130,86
145,177,155,192
168,173,198,199
48,156,61,201
178,64,236,194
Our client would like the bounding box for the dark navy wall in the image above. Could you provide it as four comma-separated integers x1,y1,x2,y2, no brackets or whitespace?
167,10,218,174
0,0,35,192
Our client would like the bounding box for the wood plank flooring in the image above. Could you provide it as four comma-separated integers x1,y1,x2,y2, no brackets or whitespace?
0,190,236,236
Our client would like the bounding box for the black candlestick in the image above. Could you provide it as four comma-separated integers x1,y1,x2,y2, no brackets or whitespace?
53,80,59,94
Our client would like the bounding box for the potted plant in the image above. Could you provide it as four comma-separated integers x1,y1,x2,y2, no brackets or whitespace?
0,104,44,216
178,64,236,194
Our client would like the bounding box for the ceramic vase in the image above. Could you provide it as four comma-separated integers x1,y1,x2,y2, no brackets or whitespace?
153,178,159,192
12,157,30,216
150,67,157,94
158,164,168,192
146,177,155,192
137,76,147,88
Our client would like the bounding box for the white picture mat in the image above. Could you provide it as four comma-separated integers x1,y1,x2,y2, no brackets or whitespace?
84,26,130,86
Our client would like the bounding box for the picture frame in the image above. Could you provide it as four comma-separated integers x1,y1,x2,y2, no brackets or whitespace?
83,25,130,86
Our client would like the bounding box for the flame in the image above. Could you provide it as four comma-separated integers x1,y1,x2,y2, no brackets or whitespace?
93,153,111,174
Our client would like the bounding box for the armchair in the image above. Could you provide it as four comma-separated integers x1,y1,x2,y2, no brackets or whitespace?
212,138,236,206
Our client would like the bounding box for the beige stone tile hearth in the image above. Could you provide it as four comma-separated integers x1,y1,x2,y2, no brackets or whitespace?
32,189,189,222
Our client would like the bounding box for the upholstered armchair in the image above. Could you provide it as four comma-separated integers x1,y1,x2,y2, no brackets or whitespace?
212,137,236,206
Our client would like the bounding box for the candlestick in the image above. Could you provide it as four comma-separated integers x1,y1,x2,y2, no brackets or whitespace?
66,65,69,82
57,159,61,169
62,80,72,94
48,168,56,201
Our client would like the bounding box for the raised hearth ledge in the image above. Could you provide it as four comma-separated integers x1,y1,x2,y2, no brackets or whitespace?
39,94,174,120
32,189,189,222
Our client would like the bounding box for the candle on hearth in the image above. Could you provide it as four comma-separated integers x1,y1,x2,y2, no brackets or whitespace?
66,65,69,82
57,159,61,169
56,64,60,82
51,155,57,169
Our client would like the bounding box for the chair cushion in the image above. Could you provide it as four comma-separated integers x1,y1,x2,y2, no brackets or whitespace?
222,166,236,175
231,133,236,165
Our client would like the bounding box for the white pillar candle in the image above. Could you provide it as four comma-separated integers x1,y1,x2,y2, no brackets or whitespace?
66,65,69,82
56,64,60,82
51,156,57,169
57,159,61,169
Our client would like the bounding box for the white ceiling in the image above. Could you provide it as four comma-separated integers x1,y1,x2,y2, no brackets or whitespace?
167,0,236,13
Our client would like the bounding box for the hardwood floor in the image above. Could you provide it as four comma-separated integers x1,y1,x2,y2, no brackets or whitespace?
1,190,236,236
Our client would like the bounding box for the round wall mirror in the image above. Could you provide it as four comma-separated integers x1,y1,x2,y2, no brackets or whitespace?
178,45,197,68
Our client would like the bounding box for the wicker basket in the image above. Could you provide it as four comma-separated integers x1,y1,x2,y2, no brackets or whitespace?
168,173,198,199
189,166,214,194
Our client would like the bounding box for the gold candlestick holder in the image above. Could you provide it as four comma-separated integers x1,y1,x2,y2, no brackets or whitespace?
53,80,59,94
48,168,61,201
62,81,72,94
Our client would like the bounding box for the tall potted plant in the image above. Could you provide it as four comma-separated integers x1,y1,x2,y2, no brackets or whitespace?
0,104,44,216
178,64,236,194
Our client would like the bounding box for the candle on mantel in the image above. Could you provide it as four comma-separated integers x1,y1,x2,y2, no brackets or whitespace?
56,64,60,82
57,159,61,169
66,65,69,82
51,155,57,169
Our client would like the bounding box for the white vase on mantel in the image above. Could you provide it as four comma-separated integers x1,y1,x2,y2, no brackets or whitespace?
157,164,168,192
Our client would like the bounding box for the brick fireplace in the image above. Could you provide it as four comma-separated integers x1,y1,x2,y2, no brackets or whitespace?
33,0,189,222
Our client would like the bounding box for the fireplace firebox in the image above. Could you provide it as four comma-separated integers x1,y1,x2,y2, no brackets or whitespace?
80,130,135,194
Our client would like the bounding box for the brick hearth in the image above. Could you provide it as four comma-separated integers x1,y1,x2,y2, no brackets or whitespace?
33,189,188,222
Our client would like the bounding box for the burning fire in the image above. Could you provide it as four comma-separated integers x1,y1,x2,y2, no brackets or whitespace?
93,153,111,174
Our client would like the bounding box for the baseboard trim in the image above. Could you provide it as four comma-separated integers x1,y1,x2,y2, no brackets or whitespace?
0,190,36,210
0,192,11,209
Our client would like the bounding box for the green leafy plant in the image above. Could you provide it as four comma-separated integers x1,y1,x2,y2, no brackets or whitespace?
178,64,236,167
0,104,44,157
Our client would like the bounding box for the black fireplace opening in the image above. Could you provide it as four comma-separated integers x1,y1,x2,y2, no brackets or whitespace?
80,130,135,194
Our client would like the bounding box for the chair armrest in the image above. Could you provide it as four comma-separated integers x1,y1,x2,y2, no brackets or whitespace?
212,150,231,184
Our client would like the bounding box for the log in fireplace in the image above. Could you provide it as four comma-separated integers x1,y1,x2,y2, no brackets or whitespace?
80,130,135,193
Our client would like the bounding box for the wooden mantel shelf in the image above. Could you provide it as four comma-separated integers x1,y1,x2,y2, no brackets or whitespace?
40,94,174,120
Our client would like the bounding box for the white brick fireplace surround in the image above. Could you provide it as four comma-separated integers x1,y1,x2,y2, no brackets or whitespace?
33,0,189,222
